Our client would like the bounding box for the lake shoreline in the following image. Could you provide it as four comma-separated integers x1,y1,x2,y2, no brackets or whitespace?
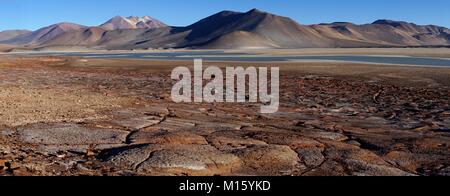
4,48,450,67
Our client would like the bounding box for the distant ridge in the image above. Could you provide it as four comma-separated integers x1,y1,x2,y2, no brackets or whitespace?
1,9,450,50
0,30,31,42
3,22,86,45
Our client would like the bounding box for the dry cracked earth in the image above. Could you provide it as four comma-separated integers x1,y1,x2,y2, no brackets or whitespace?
0,56,449,176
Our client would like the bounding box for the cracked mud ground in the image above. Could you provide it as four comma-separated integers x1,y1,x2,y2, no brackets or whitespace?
0,56,449,176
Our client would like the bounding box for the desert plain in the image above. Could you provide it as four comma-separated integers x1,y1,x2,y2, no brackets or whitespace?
0,48,449,176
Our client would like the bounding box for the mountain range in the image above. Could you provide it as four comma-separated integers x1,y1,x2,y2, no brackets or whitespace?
1,9,450,51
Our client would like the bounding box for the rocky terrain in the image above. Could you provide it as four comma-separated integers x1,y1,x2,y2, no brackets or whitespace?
1,9,450,50
0,56,449,176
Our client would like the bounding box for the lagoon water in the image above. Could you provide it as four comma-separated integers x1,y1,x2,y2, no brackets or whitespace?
24,51,450,67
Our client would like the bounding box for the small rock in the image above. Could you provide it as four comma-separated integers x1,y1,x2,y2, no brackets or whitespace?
233,145,300,176
17,123,128,145
296,147,325,167
302,159,346,176
86,148,97,157
137,145,241,176
0,160,19,171
12,168,30,176
346,140,362,147
323,141,386,163
56,151,67,158
0,160,7,170
368,107,378,113
344,159,416,176
45,163,70,173
105,145,154,170
8,162,19,170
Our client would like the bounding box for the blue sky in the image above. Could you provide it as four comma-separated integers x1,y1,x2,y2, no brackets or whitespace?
1,0,450,31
